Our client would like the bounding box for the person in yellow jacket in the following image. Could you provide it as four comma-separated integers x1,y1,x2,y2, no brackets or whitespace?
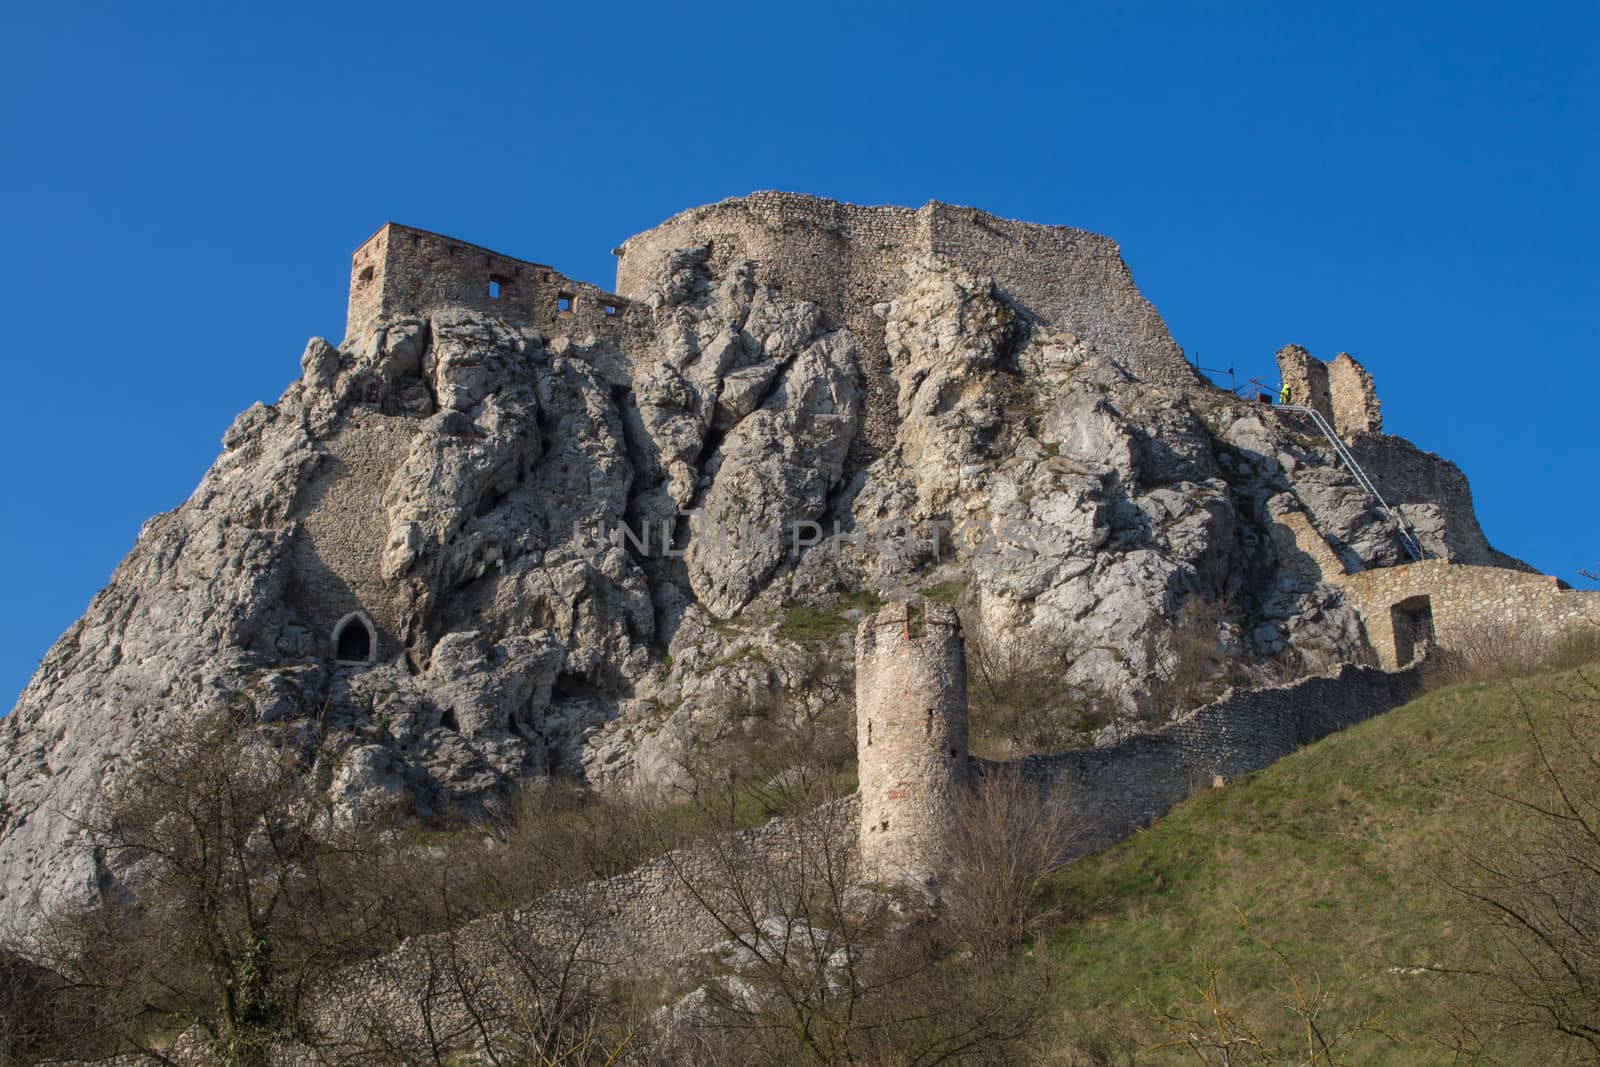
1279,382,1292,405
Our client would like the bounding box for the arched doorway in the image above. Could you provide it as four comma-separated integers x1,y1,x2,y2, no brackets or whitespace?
332,612,377,664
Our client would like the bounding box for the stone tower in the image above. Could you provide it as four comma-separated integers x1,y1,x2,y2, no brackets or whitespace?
855,600,971,886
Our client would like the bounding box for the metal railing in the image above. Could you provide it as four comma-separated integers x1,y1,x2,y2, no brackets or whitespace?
1278,404,1428,562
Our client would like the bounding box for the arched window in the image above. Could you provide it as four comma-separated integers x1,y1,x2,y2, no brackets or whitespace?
332,612,376,664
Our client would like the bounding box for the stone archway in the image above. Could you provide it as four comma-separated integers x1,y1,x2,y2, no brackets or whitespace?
332,611,377,664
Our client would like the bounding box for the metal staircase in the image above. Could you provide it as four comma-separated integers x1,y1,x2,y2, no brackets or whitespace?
1278,404,1428,562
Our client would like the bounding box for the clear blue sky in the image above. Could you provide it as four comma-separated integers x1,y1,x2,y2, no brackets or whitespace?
1,1,1595,707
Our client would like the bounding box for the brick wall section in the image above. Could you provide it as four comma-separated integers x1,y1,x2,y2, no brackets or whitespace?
345,223,636,344
855,602,970,885
1003,662,1424,854
614,192,1198,457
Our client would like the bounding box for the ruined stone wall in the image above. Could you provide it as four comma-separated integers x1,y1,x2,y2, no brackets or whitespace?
1270,507,1595,668
1336,559,1600,669
1268,508,1349,586
1006,662,1423,853
345,223,634,343
288,414,415,660
1327,352,1381,435
1345,433,1525,568
313,797,860,1050
855,601,970,885
314,633,1439,1050
1275,344,1334,421
614,192,1196,457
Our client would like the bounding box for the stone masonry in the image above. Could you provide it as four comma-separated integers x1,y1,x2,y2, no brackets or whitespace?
1275,344,1381,437
855,601,970,886
345,223,634,343
1273,508,1600,668
614,191,1200,460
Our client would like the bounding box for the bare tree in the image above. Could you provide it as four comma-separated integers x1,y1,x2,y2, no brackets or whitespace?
5,710,401,1065
657,724,1047,1066
965,624,1113,756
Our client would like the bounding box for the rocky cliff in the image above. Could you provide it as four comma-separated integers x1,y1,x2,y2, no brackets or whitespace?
0,192,1519,931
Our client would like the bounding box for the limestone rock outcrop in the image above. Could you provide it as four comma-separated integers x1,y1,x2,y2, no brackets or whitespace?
0,192,1526,933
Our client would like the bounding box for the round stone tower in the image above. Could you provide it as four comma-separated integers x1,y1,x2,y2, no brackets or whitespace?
855,600,971,886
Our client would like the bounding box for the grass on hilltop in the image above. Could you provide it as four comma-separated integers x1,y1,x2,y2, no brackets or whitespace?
1026,659,1600,1065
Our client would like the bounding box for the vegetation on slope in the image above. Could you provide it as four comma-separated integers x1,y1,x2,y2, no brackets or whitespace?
1031,658,1600,1064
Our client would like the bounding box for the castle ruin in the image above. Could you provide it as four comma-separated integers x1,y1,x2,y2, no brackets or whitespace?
345,222,633,342
855,601,971,886
1275,344,1382,437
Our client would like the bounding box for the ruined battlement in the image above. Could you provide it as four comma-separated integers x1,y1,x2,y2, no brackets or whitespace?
344,223,631,342
1276,344,1382,437
855,600,970,886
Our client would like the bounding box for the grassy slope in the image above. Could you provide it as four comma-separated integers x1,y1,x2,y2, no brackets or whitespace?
1032,664,1598,1064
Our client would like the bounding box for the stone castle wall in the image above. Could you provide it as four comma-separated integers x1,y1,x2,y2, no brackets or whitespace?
288,415,416,661
614,192,1197,456
855,601,970,885
1004,661,1423,854
1271,507,1599,668
345,223,634,343
316,797,861,1050
1327,352,1381,435
313,600,1464,1047
1338,559,1600,669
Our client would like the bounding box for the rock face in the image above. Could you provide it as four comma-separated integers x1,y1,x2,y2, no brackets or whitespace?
0,192,1525,932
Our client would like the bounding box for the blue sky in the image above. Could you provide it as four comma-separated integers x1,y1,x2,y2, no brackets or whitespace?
1,1,1595,706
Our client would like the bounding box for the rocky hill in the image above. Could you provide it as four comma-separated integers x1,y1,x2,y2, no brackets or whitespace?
0,192,1521,932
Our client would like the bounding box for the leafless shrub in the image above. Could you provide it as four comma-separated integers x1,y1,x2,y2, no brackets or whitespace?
1439,671,1600,1058
1139,597,1263,723
1422,618,1600,688
966,625,1115,757
942,766,1087,965
657,730,1047,1066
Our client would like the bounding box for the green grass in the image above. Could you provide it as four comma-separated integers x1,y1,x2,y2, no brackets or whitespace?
1031,663,1597,1064
780,591,884,641
918,580,967,605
